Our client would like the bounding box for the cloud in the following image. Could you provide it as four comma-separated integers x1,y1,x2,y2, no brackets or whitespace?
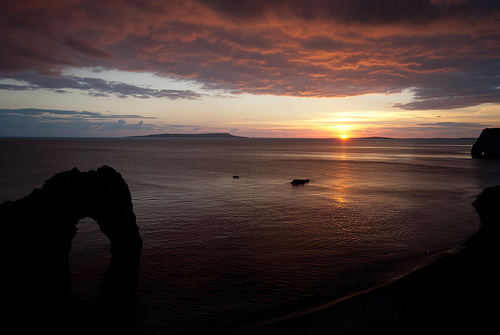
0,108,210,137
97,119,145,131
0,108,158,136
200,0,500,24
63,38,115,60
1,71,203,100
394,59,500,110
0,108,154,119
417,121,492,128
1,0,500,109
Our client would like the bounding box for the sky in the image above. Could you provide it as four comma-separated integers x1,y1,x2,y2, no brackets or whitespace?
1,0,500,138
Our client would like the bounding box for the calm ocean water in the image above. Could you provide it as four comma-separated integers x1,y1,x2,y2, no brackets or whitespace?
2,137,500,334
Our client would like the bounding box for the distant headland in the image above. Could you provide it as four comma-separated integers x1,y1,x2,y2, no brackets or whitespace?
131,132,246,139
352,136,394,140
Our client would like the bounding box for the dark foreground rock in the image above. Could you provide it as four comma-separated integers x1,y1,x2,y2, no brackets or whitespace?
471,128,500,158
1,165,142,274
0,166,143,308
291,179,310,185
0,166,142,332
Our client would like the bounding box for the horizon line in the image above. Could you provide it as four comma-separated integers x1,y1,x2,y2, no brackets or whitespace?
0,134,478,140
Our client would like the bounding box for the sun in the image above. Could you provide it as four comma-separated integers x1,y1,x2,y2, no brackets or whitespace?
340,134,348,139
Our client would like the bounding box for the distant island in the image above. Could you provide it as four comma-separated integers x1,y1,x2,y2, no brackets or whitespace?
352,136,394,140
131,133,246,139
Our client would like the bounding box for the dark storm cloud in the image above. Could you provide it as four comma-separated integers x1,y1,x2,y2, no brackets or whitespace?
200,0,500,24
63,38,115,60
1,0,500,109
200,0,437,24
395,59,500,110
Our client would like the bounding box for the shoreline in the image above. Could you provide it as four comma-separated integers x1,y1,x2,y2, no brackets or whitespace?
235,188,499,334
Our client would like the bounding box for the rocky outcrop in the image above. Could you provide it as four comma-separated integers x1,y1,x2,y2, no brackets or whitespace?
473,185,500,240
471,128,500,158
291,179,310,185
0,165,142,278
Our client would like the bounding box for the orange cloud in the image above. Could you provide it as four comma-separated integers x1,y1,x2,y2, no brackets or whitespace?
1,0,500,108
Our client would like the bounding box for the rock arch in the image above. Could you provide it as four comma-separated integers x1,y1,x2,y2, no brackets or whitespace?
0,165,143,278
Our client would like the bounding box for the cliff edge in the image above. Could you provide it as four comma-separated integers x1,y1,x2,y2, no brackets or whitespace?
471,128,500,158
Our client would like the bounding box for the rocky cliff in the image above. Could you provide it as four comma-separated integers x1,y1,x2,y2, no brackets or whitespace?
471,128,500,158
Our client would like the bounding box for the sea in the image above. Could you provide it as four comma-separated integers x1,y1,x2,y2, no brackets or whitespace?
1,137,500,334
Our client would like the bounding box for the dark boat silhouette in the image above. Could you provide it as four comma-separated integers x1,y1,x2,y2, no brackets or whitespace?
291,179,310,185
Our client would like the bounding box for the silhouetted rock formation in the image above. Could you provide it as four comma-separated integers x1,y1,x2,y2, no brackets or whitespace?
0,166,143,333
471,128,500,158
473,185,500,241
0,165,142,279
291,179,310,185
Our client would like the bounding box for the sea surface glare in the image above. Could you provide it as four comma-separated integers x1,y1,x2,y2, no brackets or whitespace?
1,137,500,334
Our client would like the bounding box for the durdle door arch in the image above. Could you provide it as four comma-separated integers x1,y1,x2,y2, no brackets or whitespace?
0,165,143,279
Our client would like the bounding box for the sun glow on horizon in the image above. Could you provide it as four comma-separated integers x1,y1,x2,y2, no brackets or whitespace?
341,134,348,139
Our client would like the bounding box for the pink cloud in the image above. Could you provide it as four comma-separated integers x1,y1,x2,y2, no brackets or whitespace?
1,0,500,108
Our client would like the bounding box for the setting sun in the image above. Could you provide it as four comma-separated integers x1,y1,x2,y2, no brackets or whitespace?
341,134,348,139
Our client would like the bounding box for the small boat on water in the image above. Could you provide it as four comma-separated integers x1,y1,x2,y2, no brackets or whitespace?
291,179,310,185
